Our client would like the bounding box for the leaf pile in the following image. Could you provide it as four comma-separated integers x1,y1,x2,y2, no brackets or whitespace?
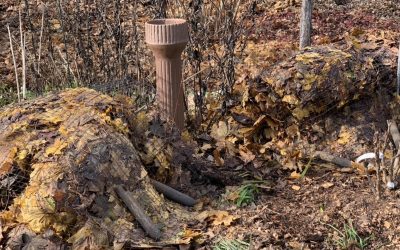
202,33,399,171
0,88,193,248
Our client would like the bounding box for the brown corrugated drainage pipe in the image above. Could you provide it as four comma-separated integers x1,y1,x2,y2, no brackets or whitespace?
145,19,188,130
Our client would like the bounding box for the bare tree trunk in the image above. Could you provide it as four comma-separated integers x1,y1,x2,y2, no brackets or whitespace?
299,0,313,49
397,41,400,95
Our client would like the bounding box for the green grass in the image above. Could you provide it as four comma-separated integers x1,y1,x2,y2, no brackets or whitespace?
213,239,250,250
325,221,371,249
234,180,268,207
0,84,17,107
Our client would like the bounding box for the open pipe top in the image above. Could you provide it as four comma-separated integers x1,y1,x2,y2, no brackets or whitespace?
146,18,187,26
145,18,188,46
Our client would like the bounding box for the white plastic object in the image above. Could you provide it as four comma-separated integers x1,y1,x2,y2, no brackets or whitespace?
355,152,384,163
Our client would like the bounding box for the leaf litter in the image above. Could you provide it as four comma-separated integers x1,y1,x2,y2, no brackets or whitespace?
1,0,400,248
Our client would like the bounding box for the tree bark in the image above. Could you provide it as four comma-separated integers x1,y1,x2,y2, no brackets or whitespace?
299,0,313,49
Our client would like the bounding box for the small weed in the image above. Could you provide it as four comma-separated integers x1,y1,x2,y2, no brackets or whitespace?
235,181,267,207
325,221,371,249
300,157,313,178
213,239,249,250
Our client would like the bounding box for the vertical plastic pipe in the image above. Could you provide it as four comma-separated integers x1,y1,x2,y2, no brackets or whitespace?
145,19,188,130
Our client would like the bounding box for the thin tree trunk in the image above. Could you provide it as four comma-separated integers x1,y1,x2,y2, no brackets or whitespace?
397,41,400,95
299,0,313,49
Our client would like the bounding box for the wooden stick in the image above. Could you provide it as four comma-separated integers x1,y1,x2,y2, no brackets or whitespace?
314,151,352,167
115,185,161,240
299,0,313,49
151,179,196,207
7,25,20,103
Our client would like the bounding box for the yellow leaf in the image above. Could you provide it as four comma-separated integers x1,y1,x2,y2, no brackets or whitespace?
45,138,68,156
282,95,299,105
292,185,301,191
295,52,322,64
179,228,202,244
303,73,318,91
289,171,301,179
337,129,352,145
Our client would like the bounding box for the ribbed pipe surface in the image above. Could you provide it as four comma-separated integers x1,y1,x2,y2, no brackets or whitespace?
145,19,188,45
156,56,184,129
145,19,188,130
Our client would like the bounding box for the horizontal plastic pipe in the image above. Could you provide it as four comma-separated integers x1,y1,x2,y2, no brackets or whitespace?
151,179,196,207
115,185,161,240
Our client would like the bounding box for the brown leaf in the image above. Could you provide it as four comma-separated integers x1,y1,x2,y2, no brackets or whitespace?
197,210,237,226
321,182,334,189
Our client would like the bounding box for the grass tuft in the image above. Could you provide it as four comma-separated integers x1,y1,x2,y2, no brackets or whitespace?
325,220,371,250
234,180,268,207
213,239,249,250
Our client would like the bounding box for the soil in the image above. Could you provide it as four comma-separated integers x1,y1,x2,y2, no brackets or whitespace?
1,0,400,249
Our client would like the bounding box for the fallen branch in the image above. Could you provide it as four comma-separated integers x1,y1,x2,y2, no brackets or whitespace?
314,151,366,173
314,151,351,167
115,185,162,240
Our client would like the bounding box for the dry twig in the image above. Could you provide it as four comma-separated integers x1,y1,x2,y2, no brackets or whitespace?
7,25,20,103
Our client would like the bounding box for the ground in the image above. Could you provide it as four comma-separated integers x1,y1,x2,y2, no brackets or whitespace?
1,0,400,249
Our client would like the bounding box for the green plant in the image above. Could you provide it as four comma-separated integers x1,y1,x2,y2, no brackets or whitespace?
325,221,371,249
234,181,266,207
213,239,249,250
300,156,313,178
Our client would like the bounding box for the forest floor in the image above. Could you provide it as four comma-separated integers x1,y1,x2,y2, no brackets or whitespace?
1,0,400,249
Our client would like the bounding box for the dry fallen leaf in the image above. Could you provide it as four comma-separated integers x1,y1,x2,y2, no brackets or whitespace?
289,171,302,179
45,139,68,157
292,185,301,191
321,182,334,189
337,129,352,145
210,121,229,141
197,210,237,226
